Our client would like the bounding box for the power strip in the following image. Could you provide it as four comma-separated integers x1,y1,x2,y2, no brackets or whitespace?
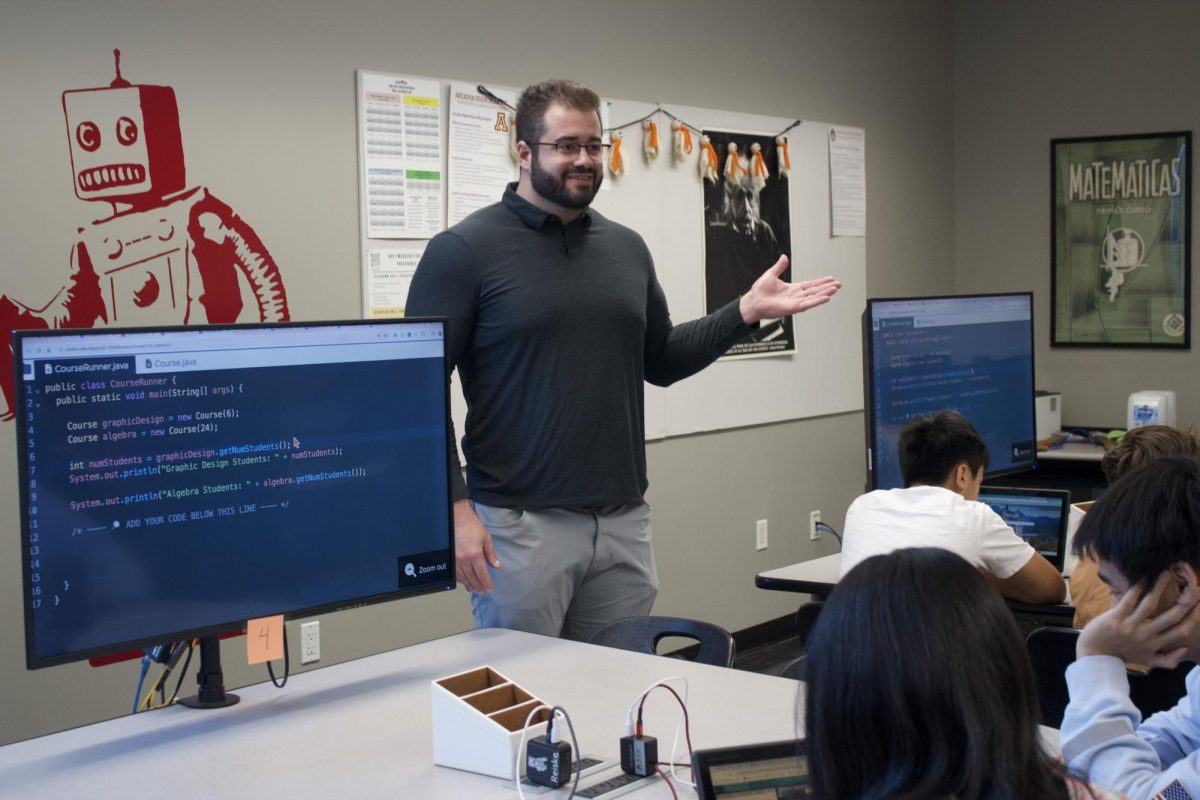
575,771,657,799
507,758,657,798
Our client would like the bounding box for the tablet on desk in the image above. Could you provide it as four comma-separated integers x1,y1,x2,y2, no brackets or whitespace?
692,739,811,799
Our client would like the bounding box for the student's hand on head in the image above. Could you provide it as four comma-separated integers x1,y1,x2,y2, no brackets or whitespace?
453,500,501,593
738,255,841,325
1077,571,1200,668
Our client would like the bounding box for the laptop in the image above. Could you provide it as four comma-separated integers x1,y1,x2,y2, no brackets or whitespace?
977,485,1071,573
692,739,811,799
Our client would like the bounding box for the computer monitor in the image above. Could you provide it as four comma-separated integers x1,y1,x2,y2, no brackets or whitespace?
863,293,1036,490
15,320,454,701
977,485,1071,571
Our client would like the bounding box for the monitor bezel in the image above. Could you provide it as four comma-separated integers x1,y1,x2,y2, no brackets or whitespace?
862,291,1037,491
15,318,456,670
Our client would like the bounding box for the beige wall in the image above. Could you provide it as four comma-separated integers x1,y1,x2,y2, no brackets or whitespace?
953,0,1200,428
0,0,953,745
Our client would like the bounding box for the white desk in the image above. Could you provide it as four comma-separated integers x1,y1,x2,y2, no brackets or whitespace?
756,553,1075,621
0,628,801,798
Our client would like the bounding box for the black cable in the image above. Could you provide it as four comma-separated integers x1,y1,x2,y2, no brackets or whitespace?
474,91,804,142
475,84,515,111
166,641,195,705
816,521,842,546
775,119,803,138
267,625,290,688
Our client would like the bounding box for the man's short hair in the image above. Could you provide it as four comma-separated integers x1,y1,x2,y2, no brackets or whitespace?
1073,454,1200,588
515,80,602,149
898,410,990,488
1101,425,1200,483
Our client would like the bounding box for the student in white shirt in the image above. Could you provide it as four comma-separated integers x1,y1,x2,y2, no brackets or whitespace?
841,410,1064,604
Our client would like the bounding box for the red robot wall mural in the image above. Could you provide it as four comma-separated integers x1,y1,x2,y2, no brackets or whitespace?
0,50,290,420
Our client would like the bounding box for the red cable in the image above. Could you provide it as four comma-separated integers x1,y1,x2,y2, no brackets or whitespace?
636,683,694,756
655,763,680,800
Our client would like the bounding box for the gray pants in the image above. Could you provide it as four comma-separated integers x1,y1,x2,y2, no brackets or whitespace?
469,502,658,642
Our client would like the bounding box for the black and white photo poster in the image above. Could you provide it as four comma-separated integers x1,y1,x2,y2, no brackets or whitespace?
703,129,794,357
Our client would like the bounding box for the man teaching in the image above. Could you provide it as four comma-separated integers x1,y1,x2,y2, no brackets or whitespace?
406,79,840,641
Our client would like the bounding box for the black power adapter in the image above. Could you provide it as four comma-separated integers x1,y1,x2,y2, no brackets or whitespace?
620,734,658,777
526,734,573,788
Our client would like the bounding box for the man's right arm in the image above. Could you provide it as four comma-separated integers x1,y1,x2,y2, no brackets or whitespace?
453,499,500,593
984,552,1066,604
406,234,501,592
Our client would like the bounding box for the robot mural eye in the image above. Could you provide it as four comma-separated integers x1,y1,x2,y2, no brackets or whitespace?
76,121,101,152
116,116,139,146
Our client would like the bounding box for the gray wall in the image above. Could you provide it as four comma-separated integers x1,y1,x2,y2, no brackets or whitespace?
954,0,1200,428
0,0,953,745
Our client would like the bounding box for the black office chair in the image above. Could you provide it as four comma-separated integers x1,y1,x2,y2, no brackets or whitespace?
587,615,736,668
794,601,825,647
777,655,808,681
1025,626,1191,728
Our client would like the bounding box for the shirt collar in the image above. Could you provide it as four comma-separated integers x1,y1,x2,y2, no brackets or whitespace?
502,182,593,230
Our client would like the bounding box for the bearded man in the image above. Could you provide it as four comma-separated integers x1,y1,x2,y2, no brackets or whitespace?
407,79,840,641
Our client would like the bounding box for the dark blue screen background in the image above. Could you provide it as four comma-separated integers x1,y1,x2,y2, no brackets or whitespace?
22,348,451,663
868,306,1035,490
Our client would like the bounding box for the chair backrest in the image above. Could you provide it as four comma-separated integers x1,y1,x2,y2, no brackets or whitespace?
1025,626,1191,728
1025,626,1078,728
777,655,807,681
794,601,825,647
587,615,736,668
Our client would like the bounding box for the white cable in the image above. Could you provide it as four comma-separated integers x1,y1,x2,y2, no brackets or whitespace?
514,703,551,800
513,705,581,799
623,677,695,788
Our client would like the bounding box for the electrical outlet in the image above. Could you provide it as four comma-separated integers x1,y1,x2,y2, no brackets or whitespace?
756,519,768,551
300,620,320,664
809,510,822,541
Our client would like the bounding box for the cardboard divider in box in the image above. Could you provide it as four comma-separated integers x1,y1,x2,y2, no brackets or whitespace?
431,665,551,779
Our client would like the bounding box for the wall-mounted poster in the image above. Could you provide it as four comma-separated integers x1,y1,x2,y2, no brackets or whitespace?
1052,131,1191,348
703,128,794,358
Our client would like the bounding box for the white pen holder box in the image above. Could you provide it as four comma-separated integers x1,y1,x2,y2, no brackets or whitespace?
431,665,550,779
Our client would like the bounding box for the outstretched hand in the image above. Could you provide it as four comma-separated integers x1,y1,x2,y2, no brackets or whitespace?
738,255,841,325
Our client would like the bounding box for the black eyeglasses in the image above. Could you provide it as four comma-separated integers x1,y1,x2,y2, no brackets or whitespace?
535,141,610,158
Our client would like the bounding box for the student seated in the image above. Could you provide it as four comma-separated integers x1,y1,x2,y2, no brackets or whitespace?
1062,455,1200,799
841,410,1065,604
1071,426,1200,628
805,548,1121,799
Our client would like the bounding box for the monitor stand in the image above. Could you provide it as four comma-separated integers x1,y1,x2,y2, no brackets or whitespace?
178,635,240,709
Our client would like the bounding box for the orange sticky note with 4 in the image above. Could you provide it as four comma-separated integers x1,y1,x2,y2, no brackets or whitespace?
247,615,284,665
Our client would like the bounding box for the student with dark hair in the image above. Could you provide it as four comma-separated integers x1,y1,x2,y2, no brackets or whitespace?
1062,455,1200,799
840,410,1065,603
805,548,1120,800
1070,426,1200,628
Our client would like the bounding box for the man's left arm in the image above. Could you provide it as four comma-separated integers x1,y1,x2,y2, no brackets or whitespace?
644,254,840,386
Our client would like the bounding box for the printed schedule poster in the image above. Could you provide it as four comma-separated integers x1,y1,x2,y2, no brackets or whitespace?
359,72,444,238
1052,132,1190,347
447,82,517,226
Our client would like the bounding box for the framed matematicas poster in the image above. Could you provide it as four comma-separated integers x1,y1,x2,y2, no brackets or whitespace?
1051,131,1191,348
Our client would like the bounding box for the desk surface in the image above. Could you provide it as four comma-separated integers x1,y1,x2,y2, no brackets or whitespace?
1038,442,1106,462
756,553,1075,620
0,628,801,799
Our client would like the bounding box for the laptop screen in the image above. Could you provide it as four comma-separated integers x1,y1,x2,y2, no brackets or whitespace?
977,485,1071,570
692,740,811,799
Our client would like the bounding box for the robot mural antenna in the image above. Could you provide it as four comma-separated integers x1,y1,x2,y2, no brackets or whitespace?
111,48,131,88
